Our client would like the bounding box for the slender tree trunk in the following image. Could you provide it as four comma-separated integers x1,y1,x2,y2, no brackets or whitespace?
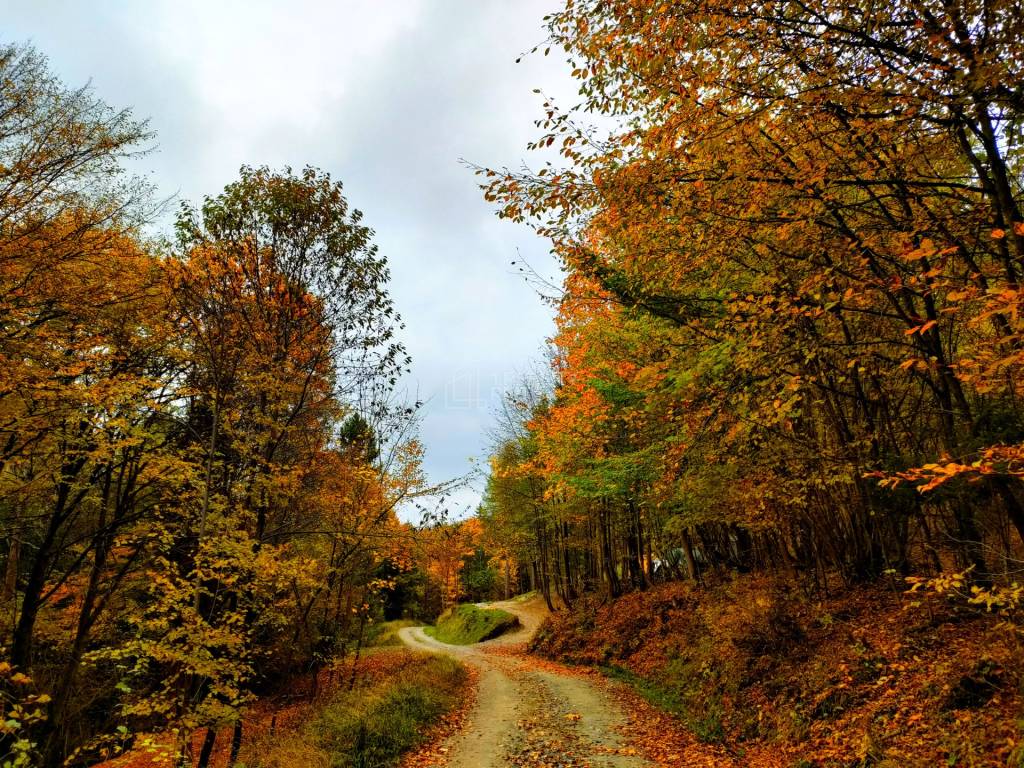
599,506,621,598
347,612,367,692
11,464,85,669
229,721,243,766
681,529,700,583
3,535,18,608
562,549,576,606
196,728,217,768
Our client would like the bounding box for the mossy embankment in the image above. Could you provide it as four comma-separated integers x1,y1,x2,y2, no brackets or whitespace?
529,577,1021,767
424,603,520,645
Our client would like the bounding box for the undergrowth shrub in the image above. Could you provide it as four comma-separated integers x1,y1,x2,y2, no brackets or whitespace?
311,654,466,768
248,733,331,768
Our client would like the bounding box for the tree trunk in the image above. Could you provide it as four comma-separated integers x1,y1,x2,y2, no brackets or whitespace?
196,728,217,768
3,535,18,607
599,506,621,598
229,720,243,766
347,612,366,691
681,529,700,583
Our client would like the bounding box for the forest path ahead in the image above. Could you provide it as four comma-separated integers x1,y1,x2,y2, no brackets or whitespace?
398,596,652,768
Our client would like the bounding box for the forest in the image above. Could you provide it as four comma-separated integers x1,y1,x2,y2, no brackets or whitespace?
4,0,1024,765
0,41,477,768
481,0,1024,604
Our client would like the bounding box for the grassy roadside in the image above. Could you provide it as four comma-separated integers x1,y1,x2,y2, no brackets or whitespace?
243,650,467,768
423,604,519,645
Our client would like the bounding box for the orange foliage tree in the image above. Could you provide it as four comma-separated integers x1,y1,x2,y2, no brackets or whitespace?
419,518,483,610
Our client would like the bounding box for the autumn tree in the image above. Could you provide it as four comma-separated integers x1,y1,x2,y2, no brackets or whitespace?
0,42,187,768
104,166,415,764
418,518,484,610
0,39,154,663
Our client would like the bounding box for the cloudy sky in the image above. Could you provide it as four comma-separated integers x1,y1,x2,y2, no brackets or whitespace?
4,0,578,518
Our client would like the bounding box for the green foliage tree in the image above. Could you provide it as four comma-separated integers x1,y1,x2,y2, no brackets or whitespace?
459,547,498,602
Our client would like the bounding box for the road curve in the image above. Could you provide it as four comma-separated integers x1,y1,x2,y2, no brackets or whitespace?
399,597,651,768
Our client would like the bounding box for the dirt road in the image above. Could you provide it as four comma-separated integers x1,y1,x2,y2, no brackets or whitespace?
398,597,652,768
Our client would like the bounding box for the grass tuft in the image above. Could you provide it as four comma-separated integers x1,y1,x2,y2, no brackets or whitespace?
601,664,724,744
308,653,466,768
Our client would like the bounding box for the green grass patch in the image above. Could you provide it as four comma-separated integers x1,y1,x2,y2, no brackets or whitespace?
601,664,688,717
365,618,418,647
424,604,520,645
601,664,724,744
309,653,467,768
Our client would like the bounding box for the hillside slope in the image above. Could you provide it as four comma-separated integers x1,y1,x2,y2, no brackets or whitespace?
529,577,1020,767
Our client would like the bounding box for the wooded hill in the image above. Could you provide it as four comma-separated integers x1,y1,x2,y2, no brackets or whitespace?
475,3,1024,761
480,0,1024,610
